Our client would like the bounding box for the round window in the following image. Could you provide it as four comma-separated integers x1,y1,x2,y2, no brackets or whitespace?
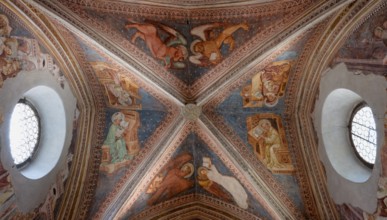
349,103,377,168
9,99,40,168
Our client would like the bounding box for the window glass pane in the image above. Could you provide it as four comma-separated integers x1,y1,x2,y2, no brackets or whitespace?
9,101,40,165
351,106,377,165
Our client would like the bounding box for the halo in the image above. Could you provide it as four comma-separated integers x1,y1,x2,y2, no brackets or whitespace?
264,97,279,107
111,112,124,122
181,163,194,178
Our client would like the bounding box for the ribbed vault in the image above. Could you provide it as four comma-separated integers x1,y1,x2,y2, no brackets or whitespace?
0,0,385,219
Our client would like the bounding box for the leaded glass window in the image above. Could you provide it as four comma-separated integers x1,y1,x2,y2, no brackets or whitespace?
350,104,377,168
9,99,40,167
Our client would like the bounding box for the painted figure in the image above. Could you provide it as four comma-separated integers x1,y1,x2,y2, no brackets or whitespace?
91,62,142,109
253,119,283,169
241,60,291,108
200,157,248,209
197,166,233,203
0,161,13,205
106,71,134,106
125,20,188,69
122,112,140,159
247,114,294,174
146,153,194,206
189,23,248,66
0,14,12,37
373,20,387,65
103,112,129,163
100,110,140,173
0,14,62,88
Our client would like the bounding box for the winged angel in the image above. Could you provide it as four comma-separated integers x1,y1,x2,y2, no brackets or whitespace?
189,23,249,66
125,20,188,69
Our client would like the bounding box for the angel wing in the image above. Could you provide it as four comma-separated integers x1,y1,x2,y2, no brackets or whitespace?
189,53,204,65
159,24,187,46
148,21,187,46
190,23,221,41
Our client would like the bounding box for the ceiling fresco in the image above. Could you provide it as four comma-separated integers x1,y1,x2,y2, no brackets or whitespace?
202,30,314,216
71,36,189,217
1,0,386,219
331,8,387,220
121,132,272,219
331,7,387,76
51,0,316,100
0,9,76,219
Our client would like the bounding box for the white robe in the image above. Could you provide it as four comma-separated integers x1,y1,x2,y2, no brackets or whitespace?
206,165,248,209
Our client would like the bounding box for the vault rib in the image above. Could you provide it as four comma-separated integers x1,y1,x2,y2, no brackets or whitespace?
196,0,354,106
27,0,187,106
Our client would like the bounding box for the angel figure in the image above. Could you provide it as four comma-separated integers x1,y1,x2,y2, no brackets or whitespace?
189,23,248,66
125,20,188,69
199,157,248,209
146,153,194,206
197,166,233,203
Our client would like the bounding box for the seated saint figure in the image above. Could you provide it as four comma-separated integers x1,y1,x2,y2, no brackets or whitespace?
103,112,129,163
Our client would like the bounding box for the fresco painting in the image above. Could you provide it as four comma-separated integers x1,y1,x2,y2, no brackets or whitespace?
124,133,272,219
92,62,142,110
332,13,387,75
197,156,248,209
92,62,142,173
0,14,63,88
99,111,140,173
79,8,291,86
125,20,188,69
146,152,194,206
212,35,314,214
0,10,74,219
241,60,291,108
0,161,13,207
247,113,294,174
189,23,249,66
87,47,169,213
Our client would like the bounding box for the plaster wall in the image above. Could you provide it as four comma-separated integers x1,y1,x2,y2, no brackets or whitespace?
0,69,76,212
313,63,387,213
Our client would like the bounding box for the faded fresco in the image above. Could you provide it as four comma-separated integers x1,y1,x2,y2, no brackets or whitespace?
0,11,75,219
92,62,142,109
90,61,168,174
125,133,271,219
99,111,141,173
0,14,63,88
197,156,248,209
241,60,291,108
92,62,142,173
146,152,195,206
0,158,16,219
189,23,249,66
124,20,249,70
247,113,294,174
80,9,285,85
81,35,170,215
332,12,387,75
213,35,312,213
125,20,188,69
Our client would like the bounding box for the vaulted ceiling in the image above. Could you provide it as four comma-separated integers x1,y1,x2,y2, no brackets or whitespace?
0,0,386,219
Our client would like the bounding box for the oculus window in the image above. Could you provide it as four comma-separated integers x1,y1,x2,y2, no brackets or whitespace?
349,103,377,168
9,99,40,168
